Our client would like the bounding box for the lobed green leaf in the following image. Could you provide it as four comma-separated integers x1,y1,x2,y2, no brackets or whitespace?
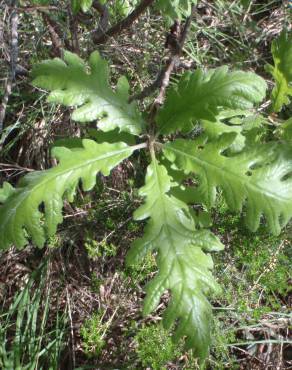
0,140,135,250
157,66,267,135
163,134,292,235
0,182,15,203
279,118,292,142
201,109,266,153
265,30,292,112
127,160,223,359
32,51,144,135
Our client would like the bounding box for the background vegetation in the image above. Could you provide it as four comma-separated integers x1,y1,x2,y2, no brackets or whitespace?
0,0,291,369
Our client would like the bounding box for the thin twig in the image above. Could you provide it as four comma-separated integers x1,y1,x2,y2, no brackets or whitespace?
0,0,19,133
92,0,109,40
68,4,80,54
92,0,155,44
11,5,60,12
227,339,292,347
40,8,71,54
42,13,63,57
0,162,34,172
130,4,196,104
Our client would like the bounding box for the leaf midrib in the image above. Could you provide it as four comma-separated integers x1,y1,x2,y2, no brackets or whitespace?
0,145,136,239
158,72,260,133
152,160,196,284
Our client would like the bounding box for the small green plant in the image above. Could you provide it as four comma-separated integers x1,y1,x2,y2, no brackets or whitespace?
85,236,117,260
124,251,156,285
265,30,292,112
0,260,67,370
80,311,108,358
0,1,291,362
208,318,238,370
135,324,182,370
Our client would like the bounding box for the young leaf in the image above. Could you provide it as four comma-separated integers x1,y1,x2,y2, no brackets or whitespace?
163,134,292,235
278,118,292,142
32,51,144,135
201,110,265,152
71,0,93,13
265,31,292,112
155,0,195,21
0,140,137,250
71,0,81,13
157,67,267,134
0,182,15,203
127,159,223,359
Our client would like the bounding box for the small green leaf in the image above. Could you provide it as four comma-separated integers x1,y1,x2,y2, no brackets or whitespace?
71,0,81,13
265,30,292,112
32,51,144,135
155,0,195,21
71,0,93,13
80,0,93,12
0,140,136,250
0,182,15,203
127,159,223,359
201,110,265,153
240,0,251,8
280,118,292,142
157,67,267,134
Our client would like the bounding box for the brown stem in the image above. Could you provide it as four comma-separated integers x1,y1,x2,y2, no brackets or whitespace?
154,7,196,105
130,4,196,104
42,13,71,56
68,4,80,54
11,6,60,12
92,0,109,41
42,14,62,57
92,0,155,44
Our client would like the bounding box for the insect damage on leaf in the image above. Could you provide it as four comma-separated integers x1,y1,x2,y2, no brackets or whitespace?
157,66,267,135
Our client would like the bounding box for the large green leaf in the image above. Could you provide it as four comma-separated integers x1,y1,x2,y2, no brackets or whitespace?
32,51,144,135
157,66,267,134
265,31,292,112
163,134,292,235
0,140,137,250
127,159,223,359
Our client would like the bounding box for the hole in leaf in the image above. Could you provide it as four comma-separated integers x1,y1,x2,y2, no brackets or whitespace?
281,172,292,181
38,201,45,213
